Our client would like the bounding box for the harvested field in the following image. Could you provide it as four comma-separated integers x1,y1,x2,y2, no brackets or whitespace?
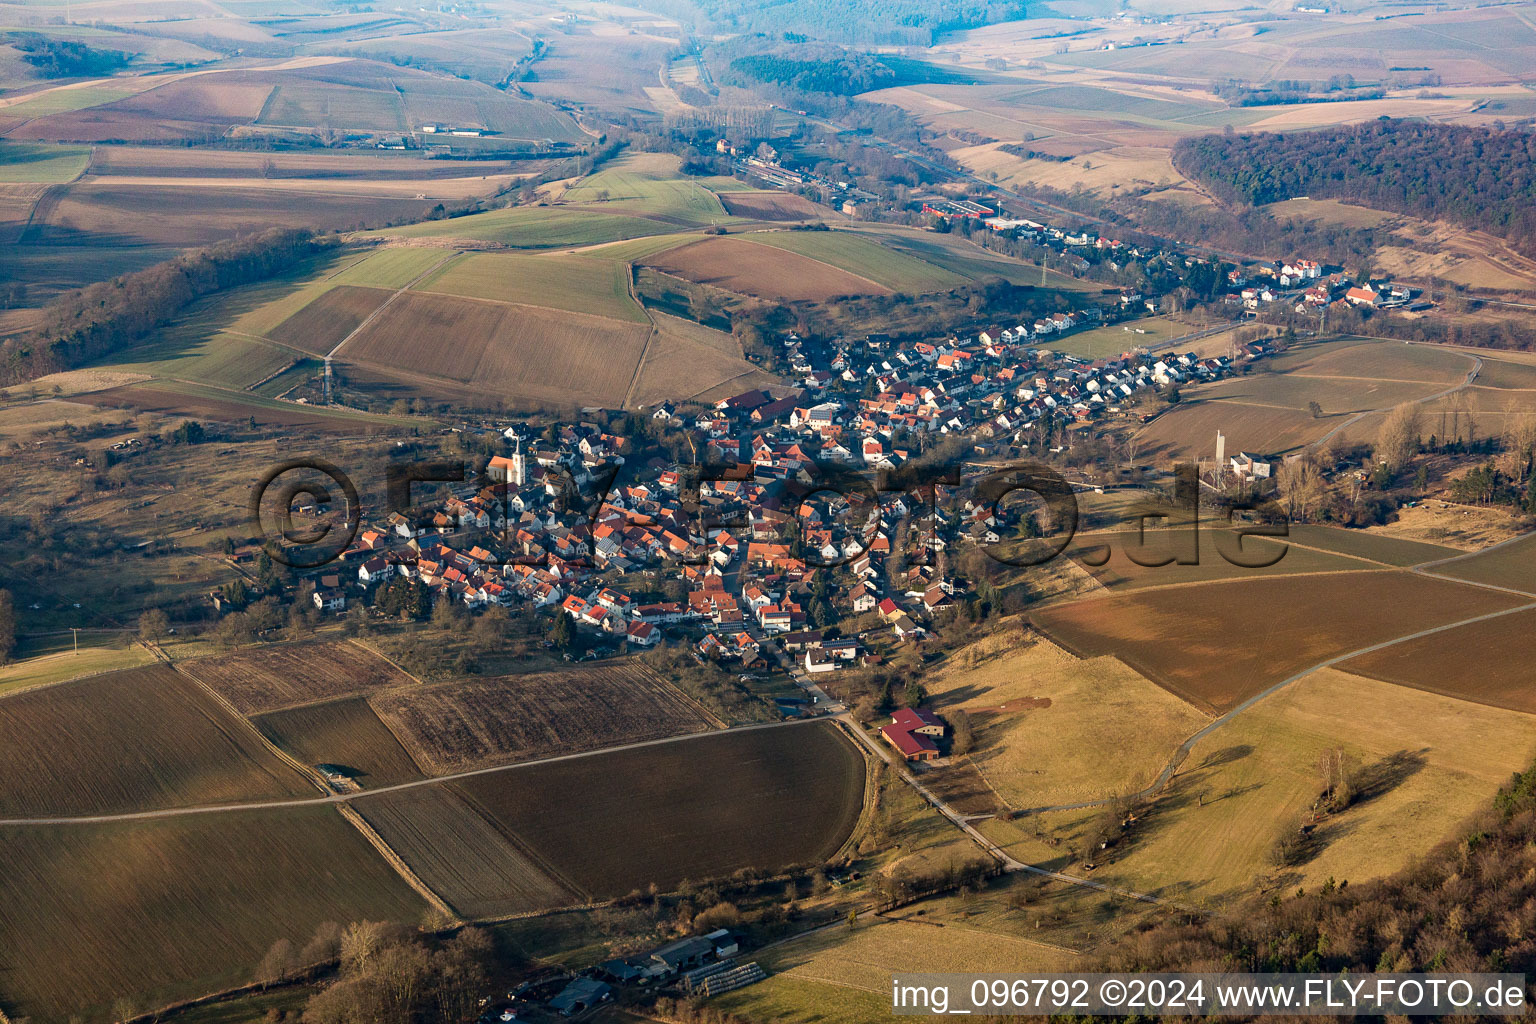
180,641,412,715
371,661,714,775
356,786,578,918
631,312,779,407
254,697,423,787
455,722,865,898
1341,605,1536,713
265,284,393,355
1136,397,1332,461
717,191,825,221
102,77,274,123
1059,526,1364,591
418,251,646,322
643,235,891,301
1084,669,1536,905
1434,532,1536,594
86,146,518,181
927,631,1207,808
0,665,309,817
338,291,651,408
741,230,967,293
1031,571,1522,713
0,806,425,1023
36,184,436,247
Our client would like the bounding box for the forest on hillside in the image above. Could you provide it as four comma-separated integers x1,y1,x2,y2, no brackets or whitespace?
1173,121,1536,253
0,230,334,383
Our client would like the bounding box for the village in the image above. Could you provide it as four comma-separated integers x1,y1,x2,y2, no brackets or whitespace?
256,312,1260,763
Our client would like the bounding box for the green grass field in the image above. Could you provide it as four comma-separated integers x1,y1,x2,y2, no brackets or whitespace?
868,228,1096,290
0,141,91,183
577,232,698,262
417,251,647,322
563,151,729,224
375,206,670,248
1045,315,1195,359
2,85,133,117
328,246,450,290
0,638,154,698
740,229,967,293
107,331,296,390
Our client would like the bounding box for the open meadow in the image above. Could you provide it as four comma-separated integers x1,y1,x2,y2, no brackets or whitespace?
1076,669,1536,906
376,206,671,248
1433,532,1536,594
715,915,1080,1024
417,250,647,322
925,630,1208,809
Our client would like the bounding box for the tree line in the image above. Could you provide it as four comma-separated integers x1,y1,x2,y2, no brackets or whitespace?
650,0,1026,45
7,32,130,77
1173,120,1536,254
0,228,338,384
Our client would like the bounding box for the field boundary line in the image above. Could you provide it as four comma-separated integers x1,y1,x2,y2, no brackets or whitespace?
828,717,883,865
443,782,591,902
171,648,332,797
337,801,459,924
1024,599,1536,820
634,661,729,730
733,232,898,294
621,261,658,409
0,716,829,826
326,249,462,362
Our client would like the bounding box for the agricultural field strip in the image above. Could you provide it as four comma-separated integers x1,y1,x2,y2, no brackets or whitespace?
0,716,826,825
328,249,462,359
734,234,903,293
1311,346,1482,449
1409,527,1536,599
1022,595,1536,819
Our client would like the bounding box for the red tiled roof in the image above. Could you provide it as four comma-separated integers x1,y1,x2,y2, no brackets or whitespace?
881,725,938,757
